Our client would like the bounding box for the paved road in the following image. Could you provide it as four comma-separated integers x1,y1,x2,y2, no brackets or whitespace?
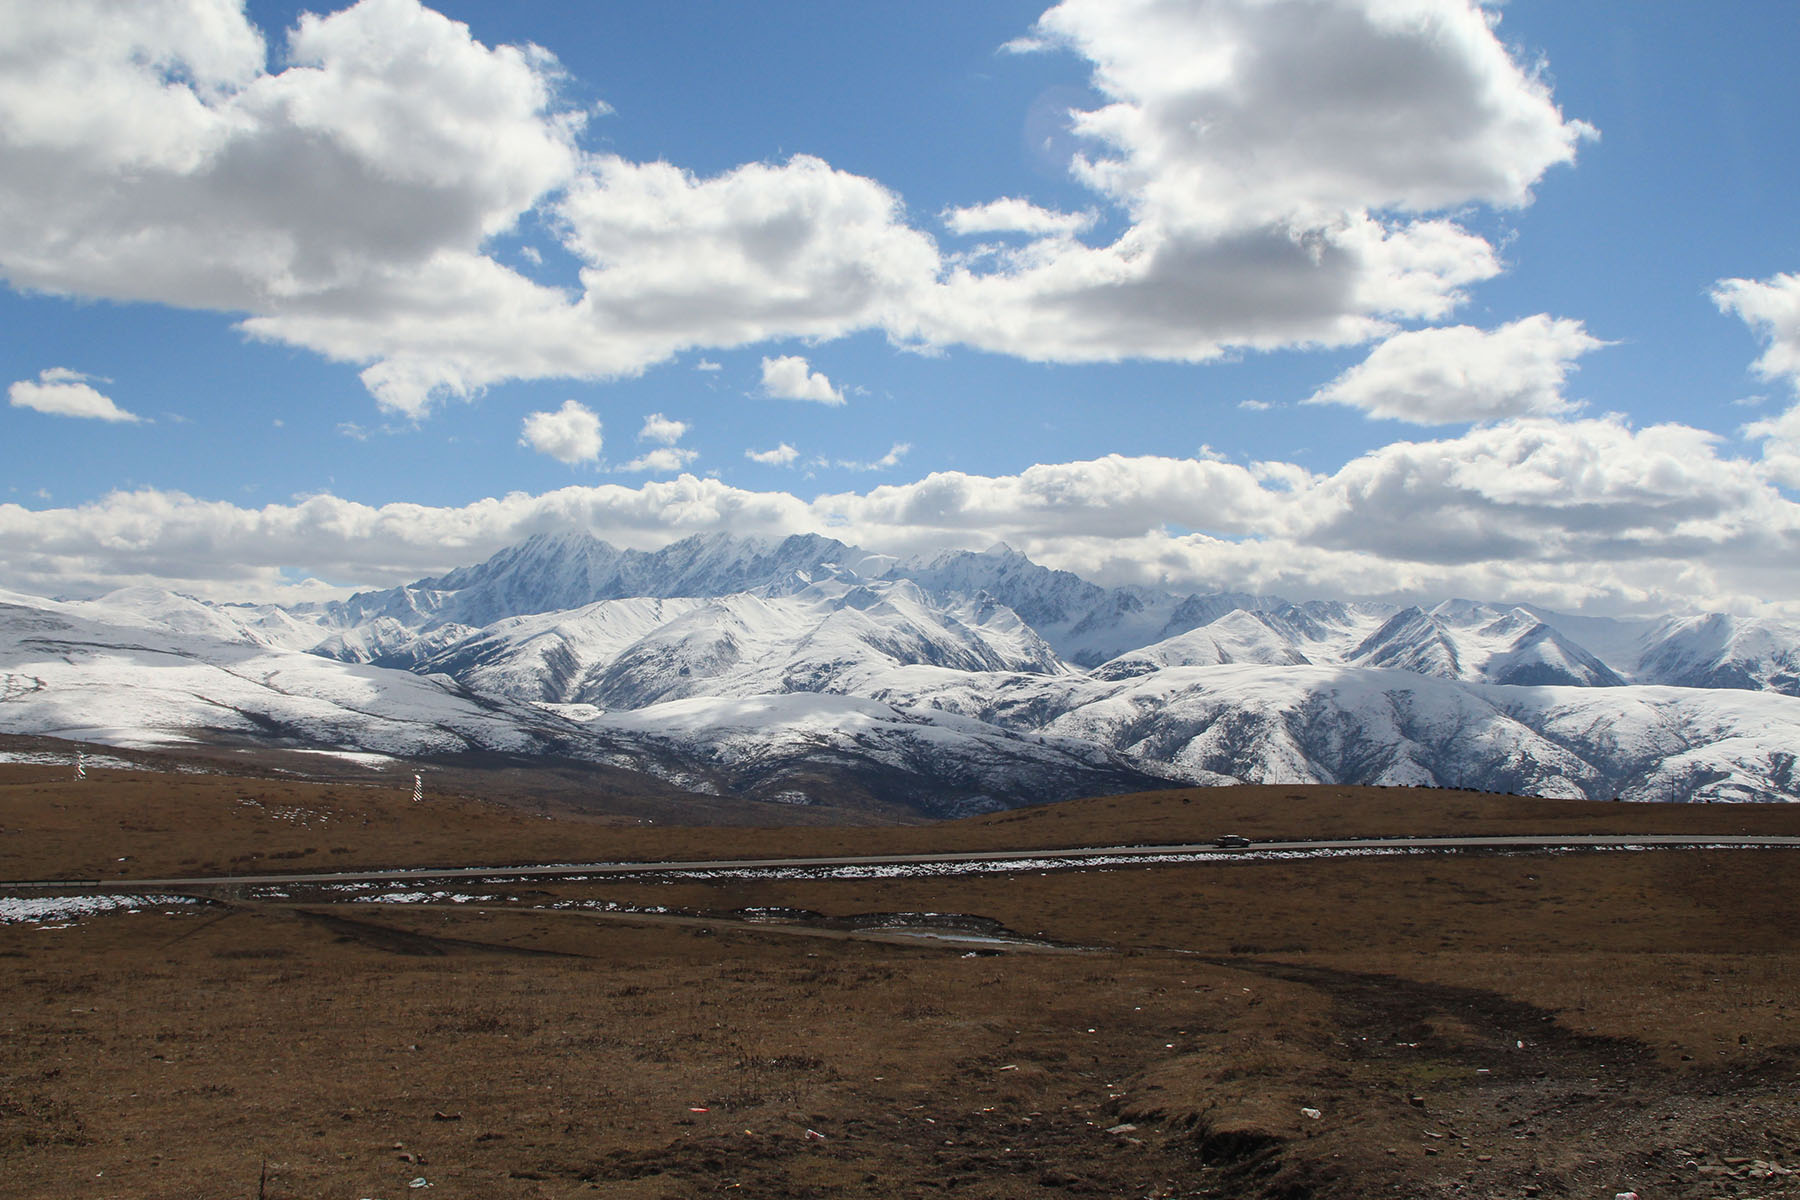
6,833,1799,892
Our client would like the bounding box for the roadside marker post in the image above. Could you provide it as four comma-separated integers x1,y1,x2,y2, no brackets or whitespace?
73,751,86,781
412,773,423,804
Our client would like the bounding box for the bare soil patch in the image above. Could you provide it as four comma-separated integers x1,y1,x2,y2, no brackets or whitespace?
3,757,1799,1198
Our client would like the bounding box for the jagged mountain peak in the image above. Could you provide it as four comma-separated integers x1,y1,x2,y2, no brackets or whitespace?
1484,621,1625,688
1351,607,1463,679
429,528,617,587
319,530,869,638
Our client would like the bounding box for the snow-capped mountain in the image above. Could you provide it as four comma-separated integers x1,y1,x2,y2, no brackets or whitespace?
0,590,566,758
0,586,1159,816
577,691,1177,818
285,532,1800,697
1633,612,1800,696
1089,609,1319,678
895,543,1277,666
311,531,879,647
889,663,1800,804
5,532,1800,812
1343,603,1626,687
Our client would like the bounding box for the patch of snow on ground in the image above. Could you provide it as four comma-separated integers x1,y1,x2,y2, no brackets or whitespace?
0,750,139,769
0,893,201,925
350,891,490,904
286,749,401,768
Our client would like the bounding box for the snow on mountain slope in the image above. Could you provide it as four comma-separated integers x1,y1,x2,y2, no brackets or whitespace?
569,581,1066,711
314,618,484,668
0,595,563,757
52,587,328,652
583,691,1181,816
1091,610,1316,678
1498,684,1800,803
419,597,708,703
9,531,1800,810
1633,613,1800,696
894,544,1237,666
900,665,1596,797
1256,600,1394,660
1350,607,1467,679
0,591,1169,816
1426,601,1625,687
1481,622,1625,687
277,532,1800,701
872,661,1800,803
6,576,1800,807
300,531,878,668
1344,603,1624,686
1090,599,1622,689
573,591,820,709
340,531,869,632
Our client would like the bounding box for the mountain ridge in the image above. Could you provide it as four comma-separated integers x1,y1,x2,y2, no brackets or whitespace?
4,534,1800,813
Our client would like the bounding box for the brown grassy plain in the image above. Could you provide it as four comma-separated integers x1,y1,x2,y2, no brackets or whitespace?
3,748,1799,1198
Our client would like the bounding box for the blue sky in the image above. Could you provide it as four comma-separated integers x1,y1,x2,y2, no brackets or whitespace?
2,0,1798,615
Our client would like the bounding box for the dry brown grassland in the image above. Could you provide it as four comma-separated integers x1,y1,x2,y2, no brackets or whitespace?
3,756,1799,1199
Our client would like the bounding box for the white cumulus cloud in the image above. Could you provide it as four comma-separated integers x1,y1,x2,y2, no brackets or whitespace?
912,0,1595,365
746,443,800,466
0,0,1596,413
942,197,1094,238
519,399,602,464
1717,271,1800,487
1032,0,1594,228
0,0,585,418
760,355,846,405
1716,272,1800,394
837,443,912,472
8,368,143,422
3,415,1798,617
638,412,689,445
1306,315,1605,423
621,411,696,473
620,447,699,474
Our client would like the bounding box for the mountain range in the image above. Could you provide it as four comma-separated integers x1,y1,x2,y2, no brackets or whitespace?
3,531,1797,815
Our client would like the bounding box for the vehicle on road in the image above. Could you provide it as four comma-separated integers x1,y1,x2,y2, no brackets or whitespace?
1214,834,1252,849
